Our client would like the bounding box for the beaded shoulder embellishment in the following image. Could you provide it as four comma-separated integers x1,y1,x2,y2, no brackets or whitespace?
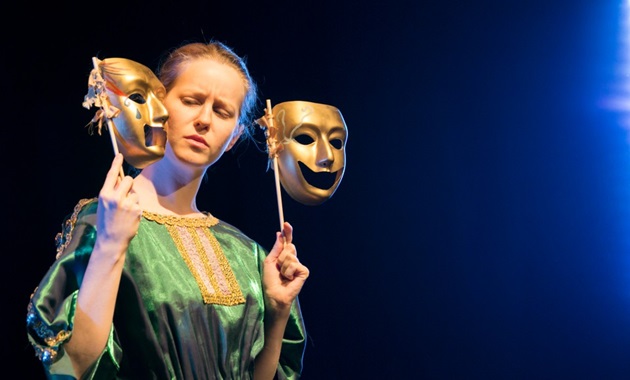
55,197,97,259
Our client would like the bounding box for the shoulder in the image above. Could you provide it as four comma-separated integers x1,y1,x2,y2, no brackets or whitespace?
55,198,98,257
64,197,99,226
213,219,266,252
214,218,253,241
60,197,98,220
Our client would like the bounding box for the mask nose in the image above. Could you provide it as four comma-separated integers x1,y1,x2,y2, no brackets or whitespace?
148,94,169,127
316,140,334,169
318,158,332,168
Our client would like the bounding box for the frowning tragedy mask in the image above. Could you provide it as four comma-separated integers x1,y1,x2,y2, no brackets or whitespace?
83,57,168,169
258,101,348,206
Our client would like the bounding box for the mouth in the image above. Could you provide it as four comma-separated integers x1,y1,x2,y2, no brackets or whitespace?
144,125,166,147
298,162,339,190
186,135,209,147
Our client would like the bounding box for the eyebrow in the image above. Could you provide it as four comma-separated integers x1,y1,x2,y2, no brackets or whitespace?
212,97,238,114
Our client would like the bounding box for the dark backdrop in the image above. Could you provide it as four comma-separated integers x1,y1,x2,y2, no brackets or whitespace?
8,1,630,379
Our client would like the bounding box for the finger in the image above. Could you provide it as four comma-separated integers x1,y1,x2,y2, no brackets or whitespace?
127,192,139,204
116,174,135,195
278,242,297,263
282,259,308,281
282,263,296,280
103,153,125,190
126,192,141,209
266,232,284,261
282,256,300,280
282,222,293,245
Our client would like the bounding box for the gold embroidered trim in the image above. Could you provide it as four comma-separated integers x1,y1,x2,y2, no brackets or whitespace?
144,211,244,305
55,198,97,259
142,210,219,227
26,301,71,365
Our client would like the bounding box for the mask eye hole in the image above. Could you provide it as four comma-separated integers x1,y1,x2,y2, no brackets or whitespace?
330,138,343,150
128,93,147,104
294,134,314,145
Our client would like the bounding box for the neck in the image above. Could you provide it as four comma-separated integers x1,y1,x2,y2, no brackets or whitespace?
133,160,206,216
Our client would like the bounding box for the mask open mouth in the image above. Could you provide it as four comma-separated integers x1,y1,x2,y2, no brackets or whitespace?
298,162,338,190
144,125,166,147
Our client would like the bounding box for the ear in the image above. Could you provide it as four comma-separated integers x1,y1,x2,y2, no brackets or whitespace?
226,123,245,151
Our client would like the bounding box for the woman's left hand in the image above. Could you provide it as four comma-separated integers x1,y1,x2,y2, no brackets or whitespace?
262,222,310,313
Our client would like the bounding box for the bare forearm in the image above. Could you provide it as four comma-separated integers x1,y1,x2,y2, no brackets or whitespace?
253,309,291,380
65,241,126,377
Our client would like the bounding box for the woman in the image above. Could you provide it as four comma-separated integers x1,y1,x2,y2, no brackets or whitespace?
26,41,309,379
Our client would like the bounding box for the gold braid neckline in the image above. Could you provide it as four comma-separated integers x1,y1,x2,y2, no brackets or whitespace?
142,210,219,227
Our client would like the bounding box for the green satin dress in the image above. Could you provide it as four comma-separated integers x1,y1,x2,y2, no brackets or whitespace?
26,198,307,379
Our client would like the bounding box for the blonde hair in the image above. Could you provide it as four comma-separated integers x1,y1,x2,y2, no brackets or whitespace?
157,41,259,139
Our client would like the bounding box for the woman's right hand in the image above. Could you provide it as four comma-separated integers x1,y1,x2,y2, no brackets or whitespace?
95,153,142,254
66,153,141,377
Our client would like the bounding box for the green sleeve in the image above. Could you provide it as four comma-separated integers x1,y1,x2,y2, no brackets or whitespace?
26,198,123,379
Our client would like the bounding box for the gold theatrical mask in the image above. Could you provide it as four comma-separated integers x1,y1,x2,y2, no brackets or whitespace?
83,57,168,169
267,101,348,206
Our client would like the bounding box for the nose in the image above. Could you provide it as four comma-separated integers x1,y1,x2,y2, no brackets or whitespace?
194,104,213,131
148,94,168,126
316,139,334,169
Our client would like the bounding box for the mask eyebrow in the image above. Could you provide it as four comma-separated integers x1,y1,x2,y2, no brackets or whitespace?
329,125,347,135
105,81,126,96
294,123,347,137
106,76,153,97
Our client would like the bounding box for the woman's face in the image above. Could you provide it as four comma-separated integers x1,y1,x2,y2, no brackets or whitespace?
101,58,168,168
273,101,348,205
161,58,245,169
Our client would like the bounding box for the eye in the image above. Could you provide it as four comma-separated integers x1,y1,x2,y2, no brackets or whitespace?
182,97,200,106
214,108,232,119
294,134,314,145
128,93,147,104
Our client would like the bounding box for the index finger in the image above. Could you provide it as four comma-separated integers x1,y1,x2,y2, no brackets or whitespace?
102,153,125,189
282,221,293,245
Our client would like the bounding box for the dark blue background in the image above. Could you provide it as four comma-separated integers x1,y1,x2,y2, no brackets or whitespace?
10,1,630,378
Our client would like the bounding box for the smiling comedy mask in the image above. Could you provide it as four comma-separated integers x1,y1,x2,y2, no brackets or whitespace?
82,57,168,169
257,101,348,205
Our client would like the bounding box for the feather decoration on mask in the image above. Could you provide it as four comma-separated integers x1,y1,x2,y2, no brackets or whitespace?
81,57,124,178
82,57,121,136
